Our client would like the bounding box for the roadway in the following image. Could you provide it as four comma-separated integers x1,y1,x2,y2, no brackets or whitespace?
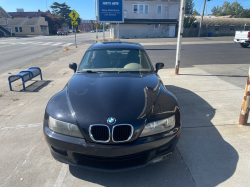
0,33,98,74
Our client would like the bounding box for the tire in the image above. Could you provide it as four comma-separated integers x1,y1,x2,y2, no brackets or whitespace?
240,43,249,48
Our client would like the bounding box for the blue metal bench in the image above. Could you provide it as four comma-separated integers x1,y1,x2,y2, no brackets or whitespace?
8,67,43,91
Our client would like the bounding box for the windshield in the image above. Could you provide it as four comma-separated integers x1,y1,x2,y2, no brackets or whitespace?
78,49,153,72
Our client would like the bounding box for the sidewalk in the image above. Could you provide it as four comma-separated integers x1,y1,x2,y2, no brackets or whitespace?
0,45,249,186
159,67,250,187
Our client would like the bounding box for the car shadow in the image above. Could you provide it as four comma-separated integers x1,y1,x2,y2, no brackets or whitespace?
68,86,238,187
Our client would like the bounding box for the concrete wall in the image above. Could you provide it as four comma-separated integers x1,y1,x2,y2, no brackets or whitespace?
200,25,245,37
111,23,176,38
124,1,180,19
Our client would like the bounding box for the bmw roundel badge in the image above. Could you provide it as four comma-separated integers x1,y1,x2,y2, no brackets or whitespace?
107,117,116,125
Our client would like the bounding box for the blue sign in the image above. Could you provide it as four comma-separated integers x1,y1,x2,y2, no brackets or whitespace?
98,0,124,23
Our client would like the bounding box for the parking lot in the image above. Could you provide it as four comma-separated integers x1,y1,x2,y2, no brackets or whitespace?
0,36,250,187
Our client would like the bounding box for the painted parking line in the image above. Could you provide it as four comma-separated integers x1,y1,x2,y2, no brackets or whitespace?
0,44,13,47
53,164,68,187
63,43,73,46
40,42,53,45
53,43,63,46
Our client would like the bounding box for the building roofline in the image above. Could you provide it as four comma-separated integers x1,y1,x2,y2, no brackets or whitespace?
0,6,11,18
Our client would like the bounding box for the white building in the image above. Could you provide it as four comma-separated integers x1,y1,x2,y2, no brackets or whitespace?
110,0,180,38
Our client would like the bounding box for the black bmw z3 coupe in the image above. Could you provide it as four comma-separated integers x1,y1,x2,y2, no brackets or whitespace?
43,42,181,171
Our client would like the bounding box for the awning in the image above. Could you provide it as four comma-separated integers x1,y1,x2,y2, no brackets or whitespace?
40,25,48,27
123,19,178,24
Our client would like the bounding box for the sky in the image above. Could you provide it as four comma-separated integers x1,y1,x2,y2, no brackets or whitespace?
1,0,250,20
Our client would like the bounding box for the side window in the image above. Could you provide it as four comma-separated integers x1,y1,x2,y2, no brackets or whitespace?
157,5,162,14
145,5,149,14
154,24,159,29
30,27,35,32
215,26,220,31
19,27,23,32
133,5,138,13
139,5,144,14
15,27,18,32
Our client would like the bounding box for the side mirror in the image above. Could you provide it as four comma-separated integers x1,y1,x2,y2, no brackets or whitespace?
69,62,77,73
155,62,164,73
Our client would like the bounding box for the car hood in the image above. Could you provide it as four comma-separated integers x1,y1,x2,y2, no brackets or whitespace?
67,73,159,126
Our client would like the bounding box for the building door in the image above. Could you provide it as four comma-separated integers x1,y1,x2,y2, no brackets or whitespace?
41,27,47,35
169,26,175,37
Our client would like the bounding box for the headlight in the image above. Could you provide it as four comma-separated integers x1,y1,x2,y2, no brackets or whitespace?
140,115,175,137
48,116,84,138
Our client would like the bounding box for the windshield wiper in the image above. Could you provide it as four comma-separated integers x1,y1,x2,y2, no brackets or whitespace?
78,70,103,73
118,71,138,73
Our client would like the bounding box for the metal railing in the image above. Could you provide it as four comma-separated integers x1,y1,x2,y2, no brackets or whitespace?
0,25,12,36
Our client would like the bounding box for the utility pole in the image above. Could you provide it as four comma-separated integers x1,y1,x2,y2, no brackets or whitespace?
75,25,77,48
118,23,120,42
103,23,105,42
175,0,186,75
198,0,207,37
95,0,98,43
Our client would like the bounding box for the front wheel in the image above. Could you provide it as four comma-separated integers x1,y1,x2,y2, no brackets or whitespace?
240,43,249,48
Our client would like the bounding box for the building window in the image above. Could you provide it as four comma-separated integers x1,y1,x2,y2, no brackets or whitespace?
133,5,138,13
139,5,143,14
244,25,249,30
30,27,35,32
133,4,149,14
154,24,160,29
145,5,149,14
215,26,220,31
230,26,235,31
157,5,162,14
19,27,23,32
15,27,18,32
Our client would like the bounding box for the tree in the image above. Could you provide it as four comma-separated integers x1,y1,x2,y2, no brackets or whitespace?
44,14,63,34
211,6,220,15
50,2,81,28
216,1,245,17
185,0,195,15
184,16,196,28
229,1,244,18
242,9,250,18
193,9,200,16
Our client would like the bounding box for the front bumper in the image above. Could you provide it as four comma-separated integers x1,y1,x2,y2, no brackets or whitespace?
44,126,180,171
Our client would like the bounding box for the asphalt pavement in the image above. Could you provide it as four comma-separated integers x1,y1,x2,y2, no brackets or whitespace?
0,33,98,74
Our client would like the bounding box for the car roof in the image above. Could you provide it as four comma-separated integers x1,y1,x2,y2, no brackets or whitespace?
87,42,145,50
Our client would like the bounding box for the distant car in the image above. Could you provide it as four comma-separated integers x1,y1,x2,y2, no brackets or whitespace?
64,29,70,33
57,29,67,36
43,42,181,171
90,30,96,33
